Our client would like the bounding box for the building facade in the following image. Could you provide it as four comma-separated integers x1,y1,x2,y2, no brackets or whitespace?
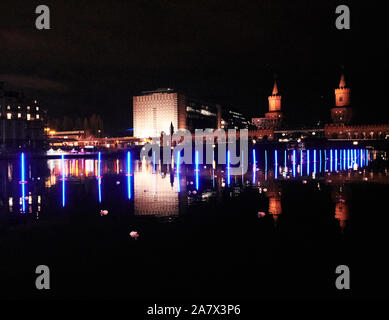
221,108,251,130
133,88,222,138
0,82,46,150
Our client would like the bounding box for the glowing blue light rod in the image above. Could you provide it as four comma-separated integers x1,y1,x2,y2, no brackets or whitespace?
20,153,26,212
292,150,296,177
176,151,181,192
343,149,346,169
127,151,132,199
227,150,231,186
313,149,317,174
330,149,333,172
307,150,310,175
98,152,102,203
340,149,342,170
61,154,66,207
274,150,278,166
324,150,327,171
252,149,256,183
300,150,303,176
195,150,199,190
274,150,278,179
319,150,322,173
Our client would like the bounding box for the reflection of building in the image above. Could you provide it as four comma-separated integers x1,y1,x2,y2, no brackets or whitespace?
331,185,351,232
134,160,184,216
252,81,283,129
133,88,222,138
0,82,46,150
335,201,350,232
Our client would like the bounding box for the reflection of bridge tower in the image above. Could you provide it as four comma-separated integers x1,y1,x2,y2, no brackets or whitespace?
266,183,282,226
331,73,352,124
331,185,351,232
335,201,350,232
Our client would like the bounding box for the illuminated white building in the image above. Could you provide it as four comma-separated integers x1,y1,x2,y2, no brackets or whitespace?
133,88,222,138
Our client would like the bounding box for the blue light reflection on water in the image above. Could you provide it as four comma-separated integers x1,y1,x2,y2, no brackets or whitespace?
11,148,372,210
61,154,66,207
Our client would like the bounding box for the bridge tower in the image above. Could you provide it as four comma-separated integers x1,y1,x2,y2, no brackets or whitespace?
265,81,283,128
331,73,352,124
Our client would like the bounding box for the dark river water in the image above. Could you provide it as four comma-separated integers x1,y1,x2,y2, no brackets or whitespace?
0,148,388,300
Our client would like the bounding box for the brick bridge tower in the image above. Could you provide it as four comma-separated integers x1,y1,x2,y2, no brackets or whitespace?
331,73,352,124
265,81,283,128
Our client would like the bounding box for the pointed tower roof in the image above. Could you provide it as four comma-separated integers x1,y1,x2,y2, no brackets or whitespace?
272,81,278,95
339,73,346,88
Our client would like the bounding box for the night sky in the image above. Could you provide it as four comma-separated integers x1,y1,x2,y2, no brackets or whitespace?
0,0,386,134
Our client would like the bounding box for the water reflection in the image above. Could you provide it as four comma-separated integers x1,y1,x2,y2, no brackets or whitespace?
266,183,282,226
331,185,351,232
61,154,65,207
0,148,385,227
134,158,181,217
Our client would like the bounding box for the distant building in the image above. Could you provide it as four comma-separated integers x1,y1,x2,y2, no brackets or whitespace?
0,82,46,150
133,88,222,138
252,81,284,129
221,108,251,130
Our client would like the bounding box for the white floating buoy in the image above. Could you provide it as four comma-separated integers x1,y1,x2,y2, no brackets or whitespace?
129,231,139,239
116,181,120,185
100,209,108,216
302,180,307,184
258,211,266,218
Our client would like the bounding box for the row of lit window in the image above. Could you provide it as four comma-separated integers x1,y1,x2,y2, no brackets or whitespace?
3,105,39,111
2,113,40,120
